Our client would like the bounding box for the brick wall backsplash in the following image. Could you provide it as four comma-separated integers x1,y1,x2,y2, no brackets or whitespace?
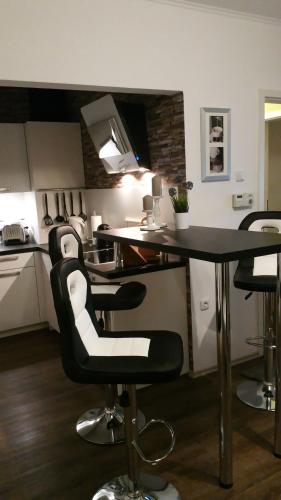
146,93,186,186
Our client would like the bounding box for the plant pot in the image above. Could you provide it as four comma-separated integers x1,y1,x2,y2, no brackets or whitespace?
174,212,189,230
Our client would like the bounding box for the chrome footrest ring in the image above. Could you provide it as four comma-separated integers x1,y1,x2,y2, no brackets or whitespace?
246,335,276,349
132,418,175,465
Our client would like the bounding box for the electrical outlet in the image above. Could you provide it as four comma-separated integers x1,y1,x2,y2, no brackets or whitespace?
200,298,209,311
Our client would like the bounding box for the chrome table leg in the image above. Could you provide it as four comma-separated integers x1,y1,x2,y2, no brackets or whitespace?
215,262,233,488
114,242,123,269
274,253,281,456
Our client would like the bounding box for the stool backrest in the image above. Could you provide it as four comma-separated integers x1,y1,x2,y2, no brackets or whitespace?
238,211,281,278
50,258,101,382
49,225,84,267
239,211,281,233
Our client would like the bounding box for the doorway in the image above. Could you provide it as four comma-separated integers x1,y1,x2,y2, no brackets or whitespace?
265,100,281,210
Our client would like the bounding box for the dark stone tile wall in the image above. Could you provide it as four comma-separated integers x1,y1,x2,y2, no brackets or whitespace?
146,93,186,186
0,87,30,122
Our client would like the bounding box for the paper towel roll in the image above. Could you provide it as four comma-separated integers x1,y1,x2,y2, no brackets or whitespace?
91,215,102,241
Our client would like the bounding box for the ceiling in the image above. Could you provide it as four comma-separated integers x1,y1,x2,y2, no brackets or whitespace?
154,0,281,22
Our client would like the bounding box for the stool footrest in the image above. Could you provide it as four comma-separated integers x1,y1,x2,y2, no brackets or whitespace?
246,335,276,349
132,418,175,465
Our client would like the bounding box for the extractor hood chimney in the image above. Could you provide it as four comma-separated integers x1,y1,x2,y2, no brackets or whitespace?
81,95,150,174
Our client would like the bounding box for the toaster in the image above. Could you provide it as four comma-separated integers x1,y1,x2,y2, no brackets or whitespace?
2,224,28,245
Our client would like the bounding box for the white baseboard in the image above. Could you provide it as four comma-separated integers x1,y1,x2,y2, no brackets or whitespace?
189,353,263,379
0,322,50,339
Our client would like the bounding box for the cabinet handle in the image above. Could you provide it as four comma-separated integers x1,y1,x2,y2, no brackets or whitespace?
0,271,20,278
0,187,11,192
0,256,19,262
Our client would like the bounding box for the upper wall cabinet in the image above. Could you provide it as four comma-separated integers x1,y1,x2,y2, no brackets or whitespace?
0,124,30,193
25,122,85,190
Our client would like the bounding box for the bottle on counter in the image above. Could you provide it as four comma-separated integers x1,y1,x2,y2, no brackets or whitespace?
96,223,114,263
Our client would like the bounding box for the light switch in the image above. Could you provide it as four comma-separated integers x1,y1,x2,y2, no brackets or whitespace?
235,170,245,182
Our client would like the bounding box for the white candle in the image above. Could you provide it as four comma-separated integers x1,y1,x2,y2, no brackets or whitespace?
152,174,162,197
143,195,153,211
91,214,102,244
91,215,102,234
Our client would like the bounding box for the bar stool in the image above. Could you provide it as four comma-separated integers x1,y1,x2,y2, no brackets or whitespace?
49,225,147,444
50,258,183,499
234,211,281,411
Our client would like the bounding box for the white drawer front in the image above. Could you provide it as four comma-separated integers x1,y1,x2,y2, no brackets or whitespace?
0,266,40,331
0,252,34,271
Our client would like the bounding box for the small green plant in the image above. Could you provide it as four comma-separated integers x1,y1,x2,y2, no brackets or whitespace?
169,181,193,213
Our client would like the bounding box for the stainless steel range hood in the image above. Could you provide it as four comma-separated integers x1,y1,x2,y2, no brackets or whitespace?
81,95,140,174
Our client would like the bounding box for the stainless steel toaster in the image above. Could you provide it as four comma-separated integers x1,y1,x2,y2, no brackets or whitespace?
2,224,27,245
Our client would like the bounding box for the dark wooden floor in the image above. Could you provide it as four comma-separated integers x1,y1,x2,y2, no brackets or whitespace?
0,330,281,499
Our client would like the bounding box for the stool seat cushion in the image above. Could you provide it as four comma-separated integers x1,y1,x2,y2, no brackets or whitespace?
234,258,277,293
91,282,147,311
71,330,183,385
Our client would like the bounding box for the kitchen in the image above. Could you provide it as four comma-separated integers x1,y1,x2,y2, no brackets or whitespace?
2,0,281,496
0,85,196,499
0,85,258,371
0,82,274,499
0,85,191,357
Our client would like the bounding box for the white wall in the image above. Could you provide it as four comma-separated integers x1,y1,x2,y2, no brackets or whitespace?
1,0,281,371
0,193,37,242
85,182,175,230
0,193,29,226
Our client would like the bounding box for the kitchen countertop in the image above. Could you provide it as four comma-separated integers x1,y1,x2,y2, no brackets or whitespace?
0,240,186,278
0,241,49,255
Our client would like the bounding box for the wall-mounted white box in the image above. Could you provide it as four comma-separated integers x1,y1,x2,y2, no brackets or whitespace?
232,193,253,209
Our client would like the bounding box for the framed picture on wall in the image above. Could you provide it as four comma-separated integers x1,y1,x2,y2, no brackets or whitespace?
200,107,231,182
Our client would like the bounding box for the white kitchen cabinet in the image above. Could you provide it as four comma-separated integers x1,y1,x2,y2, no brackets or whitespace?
36,252,59,331
0,124,30,192
0,252,34,271
0,252,40,332
25,122,85,190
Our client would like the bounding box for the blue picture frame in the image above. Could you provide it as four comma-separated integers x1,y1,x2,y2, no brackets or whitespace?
201,107,231,182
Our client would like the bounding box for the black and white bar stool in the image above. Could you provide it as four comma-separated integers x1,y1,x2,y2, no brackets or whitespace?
50,258,183,499
49,225,147,445
234,211,281,411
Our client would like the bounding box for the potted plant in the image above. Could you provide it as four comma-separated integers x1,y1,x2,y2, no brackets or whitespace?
169,181,193,229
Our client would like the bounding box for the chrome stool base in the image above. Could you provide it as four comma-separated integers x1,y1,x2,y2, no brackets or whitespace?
77,406,146,445
92,474,181,500
237,380,276,412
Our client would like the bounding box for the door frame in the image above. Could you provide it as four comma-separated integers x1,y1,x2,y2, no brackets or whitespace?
258,89,281,210
257,90,281,347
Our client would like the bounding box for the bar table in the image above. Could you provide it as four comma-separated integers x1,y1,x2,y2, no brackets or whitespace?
93,225,281,488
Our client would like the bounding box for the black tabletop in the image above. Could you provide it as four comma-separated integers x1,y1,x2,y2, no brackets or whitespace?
93,226,281,263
